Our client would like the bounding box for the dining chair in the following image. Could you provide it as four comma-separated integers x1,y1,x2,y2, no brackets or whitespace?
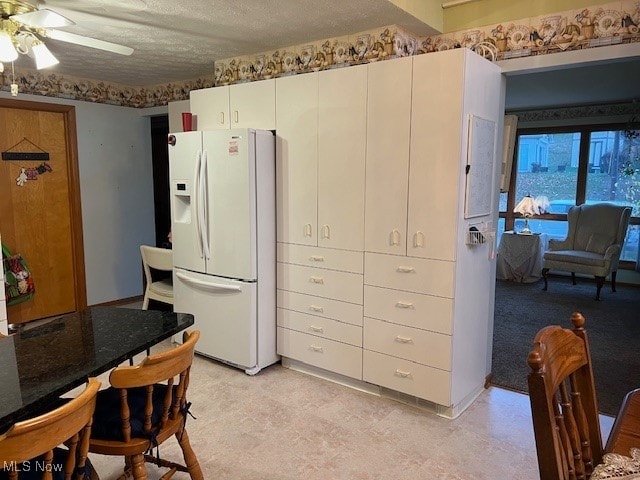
527,312,640,480
140,245,173,310
0,378,100,480
88,330,203,480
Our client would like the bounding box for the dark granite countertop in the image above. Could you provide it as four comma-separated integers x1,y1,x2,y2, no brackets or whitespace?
0,307,193,433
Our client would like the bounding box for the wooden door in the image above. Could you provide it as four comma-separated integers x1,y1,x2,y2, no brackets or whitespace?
317,64,367,251
364,56,412,255
275,72,319,246
0,100,85,325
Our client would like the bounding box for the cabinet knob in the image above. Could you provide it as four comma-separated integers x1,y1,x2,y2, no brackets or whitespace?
309,255,324,262
309,305,324,312
309,345,324,353
309,325,324,333
309,276,324,284
394,369,412,378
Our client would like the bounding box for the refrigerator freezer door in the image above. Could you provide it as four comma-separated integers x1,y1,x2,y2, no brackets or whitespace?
174,268,257,369
202,129,257,280
169,131,207,274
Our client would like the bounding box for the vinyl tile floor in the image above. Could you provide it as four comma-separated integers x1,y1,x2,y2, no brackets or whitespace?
87,344,615,480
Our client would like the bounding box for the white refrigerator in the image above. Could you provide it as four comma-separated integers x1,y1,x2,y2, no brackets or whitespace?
168,128,278,375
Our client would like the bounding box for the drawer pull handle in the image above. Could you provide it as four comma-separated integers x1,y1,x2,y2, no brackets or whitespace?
309,345,324,352
394,369,412,378
309,325,324,333
395,335,413,344
309,276,324,284
396,266,415,273
309,305,324,312
395,301,414,309
309,255,324,262
321,224,331,239
219,112,225,124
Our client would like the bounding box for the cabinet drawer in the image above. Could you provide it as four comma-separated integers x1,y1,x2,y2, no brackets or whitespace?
364,253,454,297
364,317,451,370
277,290,362,326
277,243,363,273
278,309,362,347
277,327,362,379
277,263,363,304
363,350,450,406
364,286,452,334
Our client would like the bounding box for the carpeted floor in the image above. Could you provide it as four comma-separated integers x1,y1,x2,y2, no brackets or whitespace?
492,276,640,416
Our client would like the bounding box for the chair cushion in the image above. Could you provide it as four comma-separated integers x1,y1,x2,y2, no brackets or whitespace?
586,233,615,255
0,448,93,480
543,249,606,268
91,384,174,442
591,448,640,479
149,279,173,298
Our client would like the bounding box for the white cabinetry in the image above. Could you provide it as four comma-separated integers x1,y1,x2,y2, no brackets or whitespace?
190,79,276,131
362,49,502,416
0,234,7,335
274,49,503,417
276,67,367,381
364,56,412,255
275,73,318,246
317,64,367,252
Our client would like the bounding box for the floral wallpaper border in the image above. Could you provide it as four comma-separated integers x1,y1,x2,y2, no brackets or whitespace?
1,1,638,108
511,100,640,123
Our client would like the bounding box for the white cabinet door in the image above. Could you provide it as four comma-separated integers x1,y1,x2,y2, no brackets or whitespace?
190,86,230,130
275,73,319,245
364,56,412,255
408,51,465,261
230,79,276,130
317,64,367,252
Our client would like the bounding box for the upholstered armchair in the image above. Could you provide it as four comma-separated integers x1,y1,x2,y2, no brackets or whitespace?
542,203,632,300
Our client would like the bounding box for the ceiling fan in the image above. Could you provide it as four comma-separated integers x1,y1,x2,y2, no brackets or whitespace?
0,0,133,72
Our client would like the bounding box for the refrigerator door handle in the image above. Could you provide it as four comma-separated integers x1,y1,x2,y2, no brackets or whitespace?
199,150,211,260
176,272,242,292
194,150,204,258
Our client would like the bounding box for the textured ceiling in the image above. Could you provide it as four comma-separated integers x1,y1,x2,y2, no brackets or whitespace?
7,0,437,86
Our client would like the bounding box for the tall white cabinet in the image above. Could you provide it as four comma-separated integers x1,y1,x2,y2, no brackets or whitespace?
276,66,367,381
191,49,504,418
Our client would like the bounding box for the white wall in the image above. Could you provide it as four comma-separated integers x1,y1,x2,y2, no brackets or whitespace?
1,91,156,305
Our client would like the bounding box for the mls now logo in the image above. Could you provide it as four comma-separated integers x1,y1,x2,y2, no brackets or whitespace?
3,461,63,473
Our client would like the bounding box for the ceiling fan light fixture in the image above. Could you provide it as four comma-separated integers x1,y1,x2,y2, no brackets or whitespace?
0,30,18,62
32,41,59,69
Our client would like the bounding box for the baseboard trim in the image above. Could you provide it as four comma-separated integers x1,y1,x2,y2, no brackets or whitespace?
91,295,143,307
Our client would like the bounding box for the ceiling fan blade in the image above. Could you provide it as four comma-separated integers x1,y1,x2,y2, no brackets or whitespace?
47,29,133,56
11,9,75,28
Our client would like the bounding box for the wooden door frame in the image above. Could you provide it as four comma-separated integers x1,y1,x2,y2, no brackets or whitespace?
0,98,87,312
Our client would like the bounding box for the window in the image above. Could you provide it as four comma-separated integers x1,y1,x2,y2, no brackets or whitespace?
500,122,640,268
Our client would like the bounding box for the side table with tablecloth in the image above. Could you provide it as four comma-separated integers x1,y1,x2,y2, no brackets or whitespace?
496,232,548,283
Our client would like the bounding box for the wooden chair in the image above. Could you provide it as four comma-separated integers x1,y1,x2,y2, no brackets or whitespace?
0,378,100,480
88,330,203,480
527,312,604,480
